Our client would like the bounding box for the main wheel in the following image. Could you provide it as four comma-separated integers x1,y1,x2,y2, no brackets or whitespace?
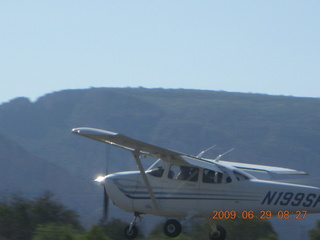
209,225,226,240
163,219,182,238
124,225,138,239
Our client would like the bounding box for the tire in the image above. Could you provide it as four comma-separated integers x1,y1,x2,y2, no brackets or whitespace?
209,225,226,240
124,225,138,239
163,219,182,238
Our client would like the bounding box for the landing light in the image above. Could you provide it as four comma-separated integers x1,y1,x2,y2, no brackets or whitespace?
95,175,107,183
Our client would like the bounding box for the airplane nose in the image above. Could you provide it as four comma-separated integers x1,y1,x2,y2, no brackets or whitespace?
94,174,116,193
94,172,137,213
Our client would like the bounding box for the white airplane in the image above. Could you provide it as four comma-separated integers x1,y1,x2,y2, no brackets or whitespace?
72,127,320,240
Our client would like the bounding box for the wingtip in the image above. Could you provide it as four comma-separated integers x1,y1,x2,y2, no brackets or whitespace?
71,128,81,134
71,127,118,137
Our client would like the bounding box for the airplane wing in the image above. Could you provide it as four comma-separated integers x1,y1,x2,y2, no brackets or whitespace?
72,127,182,159
72,127,223,173
72,127,225,211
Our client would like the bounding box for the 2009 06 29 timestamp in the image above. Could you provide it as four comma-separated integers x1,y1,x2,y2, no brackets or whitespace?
212,210,308,220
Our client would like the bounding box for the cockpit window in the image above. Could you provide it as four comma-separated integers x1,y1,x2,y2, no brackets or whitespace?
146,160,164,178
233,170,249,181
168,165,199,182
202,169,232,184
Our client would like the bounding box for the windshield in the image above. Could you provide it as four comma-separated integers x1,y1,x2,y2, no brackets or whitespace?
146,159,164,178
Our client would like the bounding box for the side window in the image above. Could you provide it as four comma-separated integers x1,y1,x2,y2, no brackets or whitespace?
202,169,222,183
202,169,232,184
168,165,199,182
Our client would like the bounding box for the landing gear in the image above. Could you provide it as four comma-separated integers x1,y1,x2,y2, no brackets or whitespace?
124,214,227,240
163,219,182,238
124,213,142,239
209,225,226,240
124,225,138,239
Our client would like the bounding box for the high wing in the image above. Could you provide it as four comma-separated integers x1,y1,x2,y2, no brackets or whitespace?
72,127,223,173
72,127,184,159
72,127,307,176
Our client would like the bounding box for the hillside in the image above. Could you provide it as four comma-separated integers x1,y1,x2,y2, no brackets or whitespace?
0,132,99,223
0,87,320,238
1,88,319,176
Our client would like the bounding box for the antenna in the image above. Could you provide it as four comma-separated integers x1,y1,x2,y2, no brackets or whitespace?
214,148,234,162
196,145,216,158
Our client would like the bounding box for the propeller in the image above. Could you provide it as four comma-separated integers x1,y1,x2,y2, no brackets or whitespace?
103,144,111,223
95,145,111,224
95,175,109,224
103,184,109,223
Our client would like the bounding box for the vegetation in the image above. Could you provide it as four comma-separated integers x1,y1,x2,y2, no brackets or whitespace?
105,218,278,240
309,220,320,240
0,191,278,240
33,223,80,240
0,192,82,240
147,219,278,240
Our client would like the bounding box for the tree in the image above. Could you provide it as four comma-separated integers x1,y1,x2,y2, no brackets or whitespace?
85,226,111,240
221,218,278,240
309,220,320,240
31,191,82,230
0,202,12,239
257,232,278,240
32,223,78,240
0,195,34,240
103,219,128,240
0,192,82,240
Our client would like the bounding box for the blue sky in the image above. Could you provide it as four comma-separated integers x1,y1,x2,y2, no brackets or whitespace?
1,1,320,104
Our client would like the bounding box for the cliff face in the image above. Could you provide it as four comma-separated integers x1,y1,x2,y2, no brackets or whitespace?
0,87,319,234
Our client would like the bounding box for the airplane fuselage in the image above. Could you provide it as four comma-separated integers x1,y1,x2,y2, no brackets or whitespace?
72,127,318,239
104,166,320,219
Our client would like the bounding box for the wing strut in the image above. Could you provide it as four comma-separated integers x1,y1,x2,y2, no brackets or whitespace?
132,150,159,210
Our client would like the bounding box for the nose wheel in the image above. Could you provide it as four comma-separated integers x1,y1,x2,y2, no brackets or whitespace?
163,219,182,238
124,225,138,239
124,213,141,239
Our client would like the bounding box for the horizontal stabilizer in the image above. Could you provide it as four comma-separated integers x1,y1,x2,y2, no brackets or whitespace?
216,160,308,175
277,178,320,188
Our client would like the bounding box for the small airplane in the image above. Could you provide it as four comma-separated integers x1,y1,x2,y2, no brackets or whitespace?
72,127,320,240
